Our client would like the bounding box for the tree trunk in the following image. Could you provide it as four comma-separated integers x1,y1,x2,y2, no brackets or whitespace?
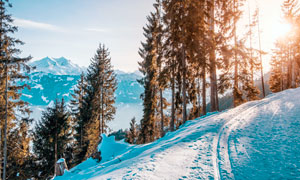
80,87,83,148
181,46,187,124
0,124,2,180
157,0,164,138
159,88,164,137
80,125,83,148
291,49,296,88
0,2,3,178
202,66,207,115
170,63,175,131
233,52,239,107
209,0,219,112
257,9,265,97
158,61,164,137
248,1,254,85
197,78,201,117
281,59,284,91
233,0,240,107
101,88,104,134
2,60,8,180
54,117,58,176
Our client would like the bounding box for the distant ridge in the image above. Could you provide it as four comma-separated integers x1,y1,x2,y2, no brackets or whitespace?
29,57,86,75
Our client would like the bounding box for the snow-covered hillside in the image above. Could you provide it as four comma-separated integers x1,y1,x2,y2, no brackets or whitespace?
56,88,300,180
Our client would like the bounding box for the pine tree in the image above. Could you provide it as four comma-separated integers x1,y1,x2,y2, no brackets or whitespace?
0,0,32,179
83,43,117,158
244,7,261,101
269,51,285,93
33,99,72,179
163,0,211,119
126,117,138,144
208,0,219,112
7,118,32,179
70,72,87,165
138,9,160,143
163,0,188,125
154,0,167,138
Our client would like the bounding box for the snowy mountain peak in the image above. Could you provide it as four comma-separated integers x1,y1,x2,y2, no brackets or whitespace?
32,56,57,67
29,57,86,75
55,57,71,66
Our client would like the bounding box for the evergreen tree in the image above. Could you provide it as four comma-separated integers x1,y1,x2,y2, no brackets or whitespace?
208,0,219,112
138,9,160,143
33,99,72,179
70,72,87,165
6,118,32,180
126,117,138,144
83,43,117,158
163,0,202,125
154,0,167,138
269,49,285,93
245,8,261,101
0,0,31,179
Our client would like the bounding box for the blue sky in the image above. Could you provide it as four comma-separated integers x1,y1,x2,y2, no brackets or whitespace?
9,0,154,72
9,0,284,72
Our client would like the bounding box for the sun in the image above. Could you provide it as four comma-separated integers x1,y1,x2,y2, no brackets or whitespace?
272,21,292,39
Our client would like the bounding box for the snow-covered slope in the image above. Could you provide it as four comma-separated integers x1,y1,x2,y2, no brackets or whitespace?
56,88,300,180
29,57,86,75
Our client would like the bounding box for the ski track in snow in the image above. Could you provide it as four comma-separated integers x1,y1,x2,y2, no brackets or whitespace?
56,88,300,180
213,99,271,180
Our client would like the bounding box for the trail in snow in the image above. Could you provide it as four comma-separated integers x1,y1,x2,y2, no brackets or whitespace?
56,88,300,180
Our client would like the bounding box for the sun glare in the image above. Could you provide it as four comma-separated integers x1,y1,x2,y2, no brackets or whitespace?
273,21,292,39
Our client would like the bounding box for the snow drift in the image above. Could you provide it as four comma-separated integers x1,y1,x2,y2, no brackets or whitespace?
55,88,300,180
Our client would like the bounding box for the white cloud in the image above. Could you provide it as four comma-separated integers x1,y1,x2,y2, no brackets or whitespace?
85,28,108,33
13,18,64,32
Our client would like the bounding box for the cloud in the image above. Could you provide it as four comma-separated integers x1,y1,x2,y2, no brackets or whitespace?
85,28,108,33
13,18,65,32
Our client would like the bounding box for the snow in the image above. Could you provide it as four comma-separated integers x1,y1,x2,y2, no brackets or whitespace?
25,105,46,130
29,57,86,75
67,77,74,81
22,94,32,98
41,95,49,103
48,100,55,107
57,158,66,163
55,88,300,179
32,84,44,90
63,93,69,97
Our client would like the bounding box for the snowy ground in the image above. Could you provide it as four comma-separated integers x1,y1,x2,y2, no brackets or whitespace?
56,88,300,180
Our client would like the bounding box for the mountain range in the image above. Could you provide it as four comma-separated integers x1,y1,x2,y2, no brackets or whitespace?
29,57,86,75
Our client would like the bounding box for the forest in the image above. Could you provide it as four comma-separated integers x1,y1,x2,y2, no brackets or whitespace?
0,0,299,179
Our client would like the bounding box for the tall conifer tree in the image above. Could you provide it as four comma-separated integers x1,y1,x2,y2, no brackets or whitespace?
70,73,87,164
83,44,117,157
138,9,160,143
33,99,72,179
0,0,31,179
